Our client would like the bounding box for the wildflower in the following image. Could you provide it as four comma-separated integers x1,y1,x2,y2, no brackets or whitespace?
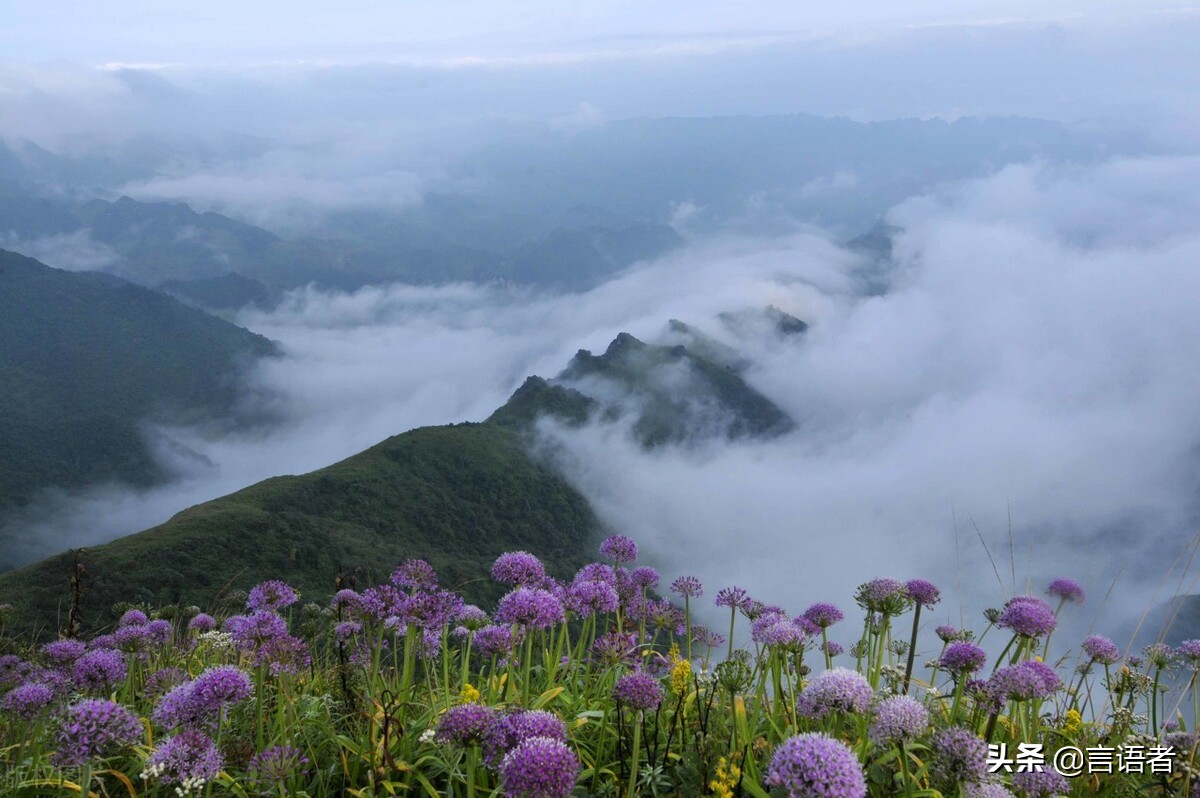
499,736,579,798
671,654,692,694
495,587,565,630
226,610,289,651
1011,767,1069,798
566,579,619,615
997,596,1057,638
1143,642,1177,669
485,710,568,766
187,613,217,633
54,698,142,767
670,575,704,598
869,695,930,744
456,604,490,630
715,586,751,610
990,660,1061,701
72,648,127,691
710,756,741,798
142,730,223,795
855,578,912,615
153,665,252,729
1046,578,1085,605
905,579,942,607
436,703,498,747
474,624,519,658
764,733,867,798
939,642,988,676
630,566,660,590
330,589,363,614
936,624,972,643
1178,639,1200,668
119,609,149,628
460,683,482,704
966,783,1016,798
796,668,874,719
930,727,988,787
1063,709,1082,734
599,534,639,563
803,602,845,628
2,681,56,719
145,667,188,698
491,552,547,587
824,641,844,657
246,745,310,792
613,671,664,711
41,639,86,667
1082,635,1121,665
692,625,726,650
391,559,439,590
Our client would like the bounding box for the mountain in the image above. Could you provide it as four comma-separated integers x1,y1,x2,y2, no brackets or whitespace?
490,329,795,445
0,424,598,634
0,250,276,544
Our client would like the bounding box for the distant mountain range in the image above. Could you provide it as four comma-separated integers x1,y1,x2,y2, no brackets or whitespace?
0,317,804,633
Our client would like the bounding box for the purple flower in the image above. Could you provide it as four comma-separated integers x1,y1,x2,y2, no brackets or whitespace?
715,586,751,610
119,609,149,628
391,559,439,590
330,589,363,614
939,642,988,676
1046,578,1085,605
855,578,911,615
966,784,1016,798
154,665,252,729
1178,639,1200,667
566,579,620,616
803,603,845,629
0,655,31,690
54,699,142,767
990,660,1061,701
930,727,988,787
823,641,845,657
41,639,87,667
576,563,617,586
144,730,223,788
599,534,639,563
456,604,490,630
591,632,639,667
436,703,498,747
146,667,188,698
869,695,929,744
796,668,874,719
145,619,173,647
187,613,217,633
72,648,127,691
691,625,726,650
670,575,703,598
257,634,312,676
492,552,548,587
114,624,151,652
612,671,664,712
485,710,568,767
474,625,519,658
764,733,867,798
905,579,942,607
247,745,310,791
1011,767,1069,798
3,681,56,719
997,596,1057,638
247,580,299,612
226,610,289,651
754,616,806,649
335,621,362,641
1144,642,1177,669
495,587,565,630
1082,635,1121,665
630,566,660,590
499,736,579,798
936,625,970,643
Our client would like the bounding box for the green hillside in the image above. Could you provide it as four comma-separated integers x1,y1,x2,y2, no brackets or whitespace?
0,249,276,520
0,423,598,635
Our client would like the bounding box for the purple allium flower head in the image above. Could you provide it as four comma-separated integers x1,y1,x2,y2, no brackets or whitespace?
1144,642,1177,669
119,609,149,628
145,619,173,647
1011,767,1070,798
599,534,638,563
824,641,845,657
330,589,363,614
1046,578,1085,605
247,579,299,612
0,654,31,690
72,648,127,691
247,745,310,791
474,624,519,658
906,579,942,607
645,599,685,634
990,660,1061,701
939,642,988,676
715,586,751,610
1082,635,1121,665
145,667,188,698
335,621,362,641
3,681,56,719
436,703,498,747
499,736,579,798
456,604,490,629
591,632,639,667
89,634,117,650
793,616,821,636
936,625,969,643
405,589,464,629
226,610,289,650
966,784,1016,798
755,618,806,650
485,710,568,767
492,552,547,587
1178,639,1200,667
803,603,845,629
114,624,152,653
930,727,988,787
796,668,874,719
155,665,252,729
566,579,620,616
997,596,1057,638
576,563,617,586
612,671,664,712
54,698,142,767
855,578,913,615
691,625,725,650
145,730,223,788
631,566,660,590
187,613,217,633
670,575,703,598
41,639,87,667
870,695,930,744
257,634,312,676
391,558,439,590
764,733,867,798
495,587,565,630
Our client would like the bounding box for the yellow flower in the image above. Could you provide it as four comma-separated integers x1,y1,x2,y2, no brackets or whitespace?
1063,709,1082,734
668,643,692,695
459,683,481,704
709,756,741,798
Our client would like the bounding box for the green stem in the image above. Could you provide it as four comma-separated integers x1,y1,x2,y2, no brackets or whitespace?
626,710,642,798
